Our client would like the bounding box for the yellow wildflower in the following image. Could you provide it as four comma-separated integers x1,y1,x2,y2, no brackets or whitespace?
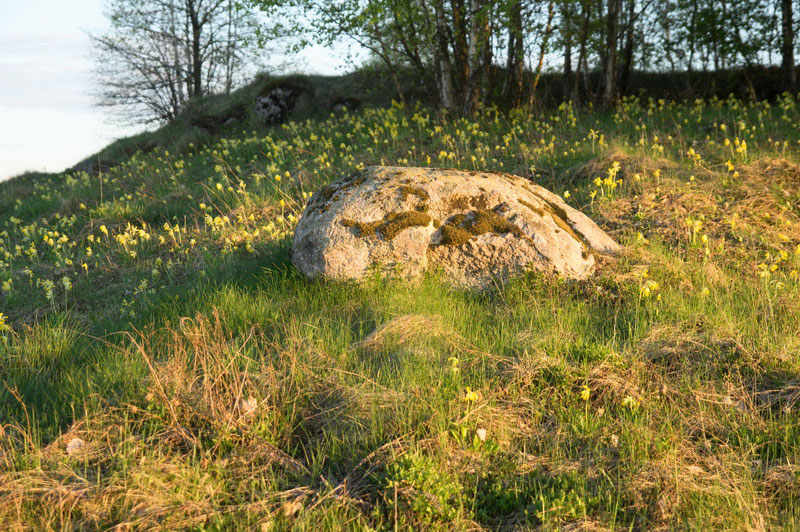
580,385,591,402
464,387,478,403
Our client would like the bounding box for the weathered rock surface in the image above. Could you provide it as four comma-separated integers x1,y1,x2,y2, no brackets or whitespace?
291,166,620,289
255,87,296,124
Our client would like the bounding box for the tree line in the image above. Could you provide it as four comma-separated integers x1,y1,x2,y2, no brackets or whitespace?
93,0,798,122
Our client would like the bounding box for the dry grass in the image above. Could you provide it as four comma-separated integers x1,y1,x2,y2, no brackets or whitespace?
354,314,454,354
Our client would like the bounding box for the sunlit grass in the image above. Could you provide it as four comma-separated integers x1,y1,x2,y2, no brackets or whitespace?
1,93,799,529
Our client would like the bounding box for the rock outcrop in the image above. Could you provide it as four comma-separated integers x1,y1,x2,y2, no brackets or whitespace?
255,87,296,124
291,166,620,289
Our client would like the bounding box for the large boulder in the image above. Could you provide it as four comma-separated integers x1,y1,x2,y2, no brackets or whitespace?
291,166,620,289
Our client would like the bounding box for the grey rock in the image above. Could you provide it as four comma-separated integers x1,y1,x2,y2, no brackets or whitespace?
255,87,294,124
66,437,85,456
70,158,113,176
291,166,620,289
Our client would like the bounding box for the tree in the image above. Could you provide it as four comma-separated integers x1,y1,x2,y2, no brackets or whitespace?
501,0,525,106
91,0,262,124
529,0,556,104
618,0,636,94
782,0,797,91
434,0,457,110
572,0,593,101
602,0,621,106
252,0,543,113
252,0,786,113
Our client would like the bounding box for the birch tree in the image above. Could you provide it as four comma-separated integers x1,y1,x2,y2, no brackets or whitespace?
91,0,262,123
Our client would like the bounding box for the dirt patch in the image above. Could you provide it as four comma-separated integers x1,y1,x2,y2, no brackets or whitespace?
353,314,458,354
743,157,800,186
571,149,679,185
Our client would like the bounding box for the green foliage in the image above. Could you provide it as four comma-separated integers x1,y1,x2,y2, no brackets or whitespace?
473,468,602,526
376,453,464,527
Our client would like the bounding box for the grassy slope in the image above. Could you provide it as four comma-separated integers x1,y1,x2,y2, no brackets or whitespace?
1,91,800,530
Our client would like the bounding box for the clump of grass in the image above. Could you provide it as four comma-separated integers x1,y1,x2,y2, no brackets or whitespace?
354,313,453,354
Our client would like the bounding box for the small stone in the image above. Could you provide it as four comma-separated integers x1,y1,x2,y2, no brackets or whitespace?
282,498,303,518
66,437,85,456
238,396,258,418
476,428,487,442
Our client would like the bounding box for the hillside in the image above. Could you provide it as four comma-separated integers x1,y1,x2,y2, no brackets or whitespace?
1,85,800,530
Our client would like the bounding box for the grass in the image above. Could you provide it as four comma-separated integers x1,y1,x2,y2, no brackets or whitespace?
1,91,800,530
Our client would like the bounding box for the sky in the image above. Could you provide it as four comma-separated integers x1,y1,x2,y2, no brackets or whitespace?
0,0,352,182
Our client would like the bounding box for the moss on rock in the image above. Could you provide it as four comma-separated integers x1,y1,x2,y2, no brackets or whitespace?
341,218,382,237
446,193,490,211
341,210,432,240
439,224,473,246
398,185,430,202
436,209,526,247
380,211,432,239
308,183,338,213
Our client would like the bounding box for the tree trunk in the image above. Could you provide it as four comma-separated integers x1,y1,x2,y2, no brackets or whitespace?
393,3,437,100
602,0,620,107
465,0,484,113
371,22,408,105
720,0,727,70
168,0,185,115
187,0,203,98
562,1,573,101
529,1,555,105
574,0,591,102
662,0,675,71
480,8,493,102
451,0,470,95
783,0,797,91
225,0,234,94
502,1,524,107
435,0,457,112
687,0,697,74
619,0,635,95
